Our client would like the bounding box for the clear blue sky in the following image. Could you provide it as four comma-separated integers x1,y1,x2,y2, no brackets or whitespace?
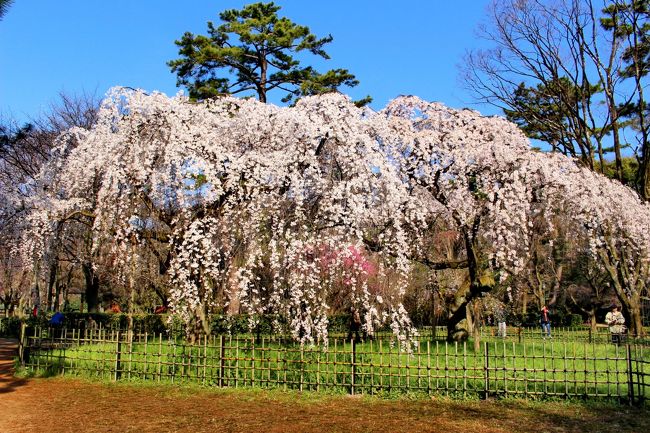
0,1,497,124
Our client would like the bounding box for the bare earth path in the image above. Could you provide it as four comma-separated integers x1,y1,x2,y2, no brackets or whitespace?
0,339,648,433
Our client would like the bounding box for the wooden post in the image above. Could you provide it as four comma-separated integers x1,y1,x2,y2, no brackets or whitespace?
350,338,356,395
127,328,133,379
114,331,122,381
484,341,489,399
203,335,208,386
18,321,27,366
157,333,162,382
626,344,635,406
250,336,255,388
219,334,225,387
316,340,321,392
299,345,304,392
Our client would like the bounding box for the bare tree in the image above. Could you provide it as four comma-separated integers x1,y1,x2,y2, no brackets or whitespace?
462,0,639,182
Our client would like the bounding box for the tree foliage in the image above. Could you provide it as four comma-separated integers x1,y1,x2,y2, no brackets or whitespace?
168,2,370,106
0,0,13,21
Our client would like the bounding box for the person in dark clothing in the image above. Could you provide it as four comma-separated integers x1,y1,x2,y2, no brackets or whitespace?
49,311,65,339
347,307,362,342
49,311,64,326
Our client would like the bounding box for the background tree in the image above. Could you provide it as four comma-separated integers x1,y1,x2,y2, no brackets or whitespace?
0,91,100,314
169,2,370,106
602,0,650,198
463,0,649,197
0,0,12,21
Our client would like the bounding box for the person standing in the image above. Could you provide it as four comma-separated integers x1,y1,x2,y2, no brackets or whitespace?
540,305,551,339
495,307,507,338
605,305,626,345
347,307,362,343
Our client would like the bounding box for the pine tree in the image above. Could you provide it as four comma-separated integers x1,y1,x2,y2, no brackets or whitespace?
168,2,370,106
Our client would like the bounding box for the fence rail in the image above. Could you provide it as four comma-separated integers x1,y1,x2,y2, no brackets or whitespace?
19,326,650,405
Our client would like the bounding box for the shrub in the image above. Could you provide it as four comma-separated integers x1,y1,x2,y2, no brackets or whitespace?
0,317,22,338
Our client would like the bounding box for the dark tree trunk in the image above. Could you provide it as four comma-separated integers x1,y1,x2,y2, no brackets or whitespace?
82,262,100,313
46,261,58,312
445,225,493,342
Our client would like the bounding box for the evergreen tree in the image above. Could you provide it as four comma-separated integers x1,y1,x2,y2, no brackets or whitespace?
0,0,13,21
168,2,370,106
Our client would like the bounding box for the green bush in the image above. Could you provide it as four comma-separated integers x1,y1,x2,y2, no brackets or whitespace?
0,317,22,338
568,314,583,327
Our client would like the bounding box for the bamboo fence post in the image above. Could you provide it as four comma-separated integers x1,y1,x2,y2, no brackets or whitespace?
127,329,133,380
202,334,208,386
626,344,634,405
300,345,305,393
350,338,356,395
523,342,528,398
369,339,374,395
542,342,544,394
235,337,240,388
35,326,41,373
396,342,401,392
114,331,121,381
19,321,26,366
435,341,440,392
282,342,287,391
581,342,587,396
251,335,255,388
264,337,271,387
427,341,431,396
171,339,177,384
219,334,225,387
591,341,597,397
511,341,518,396
275,336,281,388
563,343,568,398
157,333,162,382
142,332,148,380
379,339,383,390
334,338,338,388
417,342,422,392
462,341,467,397
406,342,411,391
316,340,321,392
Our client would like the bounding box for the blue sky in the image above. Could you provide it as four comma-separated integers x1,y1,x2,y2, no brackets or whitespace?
1,1,496,124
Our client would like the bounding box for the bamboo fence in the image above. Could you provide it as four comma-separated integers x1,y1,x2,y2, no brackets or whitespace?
19,325,650,405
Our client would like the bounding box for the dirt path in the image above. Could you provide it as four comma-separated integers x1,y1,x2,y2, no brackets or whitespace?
0,339,648,433
0,338,26,393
